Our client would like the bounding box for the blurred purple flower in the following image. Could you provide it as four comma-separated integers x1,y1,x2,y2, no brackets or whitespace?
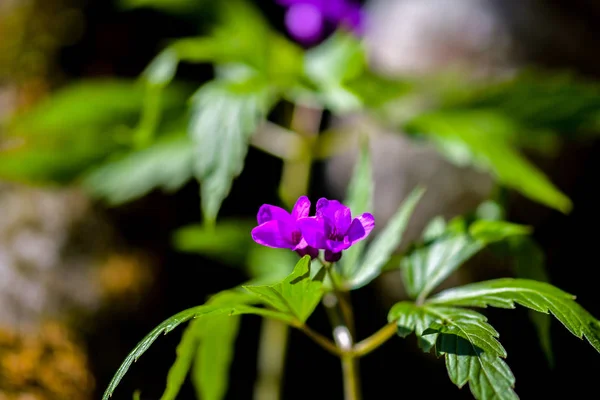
298,198,374,262
251,196,319,259
276,0,364,44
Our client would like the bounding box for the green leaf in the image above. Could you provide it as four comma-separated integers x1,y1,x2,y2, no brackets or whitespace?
421,307,506,358
388,303,517,399
119,0,202,13
143,49,179,87
192,314,240,400
340,139,373,278
469,220,532,243
402,218,531,301
437,335,517,400
349,187,424,290
387,301,438,351
82,134,195,205
9,80,147,132
407,110,572,213
159,290,254,400
428,278,600,353
159,322,198,400
243,256,323,323
189,78,272,224
302,31,365,112
102,302,290,399
453,70,600,133
171,220,256,266
509,237,553,364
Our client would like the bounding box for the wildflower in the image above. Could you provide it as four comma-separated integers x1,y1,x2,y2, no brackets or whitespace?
298,198,374,262
276,0,364,45
251,196,319,259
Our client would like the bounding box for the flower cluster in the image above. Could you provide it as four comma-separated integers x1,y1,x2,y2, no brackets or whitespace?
251,196,374,262
276,0,363,45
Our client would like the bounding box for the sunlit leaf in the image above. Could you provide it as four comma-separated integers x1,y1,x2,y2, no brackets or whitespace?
407,110,572,213
102,302,291,399
189,78,273,224
428,278,600,353
387,301,438,351
507,237,552,364
340,139,373,278
421,307,506,358
159,322,198,400
402,218,531,301
244,256,322,323
437,335,517,400
388,303,517,399
349,187,424,290
192,314,240,400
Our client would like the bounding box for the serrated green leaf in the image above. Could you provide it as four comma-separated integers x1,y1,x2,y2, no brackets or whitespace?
189,78,272,224
349,187,424,290
421,307,506,358
102,302,290,399
243,256,322,323
82,134,195,205
509,238,553,364
388,303,517,399
402,217,531,301
407,110,572,213
340,139,373,278
437,335,517,400
428,278,600,353
387,301,438,351
402,227,483,301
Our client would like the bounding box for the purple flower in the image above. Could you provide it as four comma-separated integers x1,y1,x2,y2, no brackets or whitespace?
251,196,319,259
298,198,375,262
276,0,364,45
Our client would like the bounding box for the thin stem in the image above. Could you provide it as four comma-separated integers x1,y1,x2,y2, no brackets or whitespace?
341,355,360,400
297,324,344,357
322,293,362,400
322,261,355,336
253,319,289,400
353,322,397,358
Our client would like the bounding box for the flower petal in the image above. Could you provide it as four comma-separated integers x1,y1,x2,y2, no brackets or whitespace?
347,213,375,244
257,204,292,225
285,3,324,44
291,196,311,220
334,207,352,234
325,238,351,253
297,217,327,249
251,221,294,249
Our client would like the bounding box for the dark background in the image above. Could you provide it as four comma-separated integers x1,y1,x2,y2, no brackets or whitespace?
51,0,600,398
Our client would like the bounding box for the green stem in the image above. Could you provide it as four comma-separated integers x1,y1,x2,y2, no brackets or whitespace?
341,354,360,400
353,322,397,358
322,292,362,400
